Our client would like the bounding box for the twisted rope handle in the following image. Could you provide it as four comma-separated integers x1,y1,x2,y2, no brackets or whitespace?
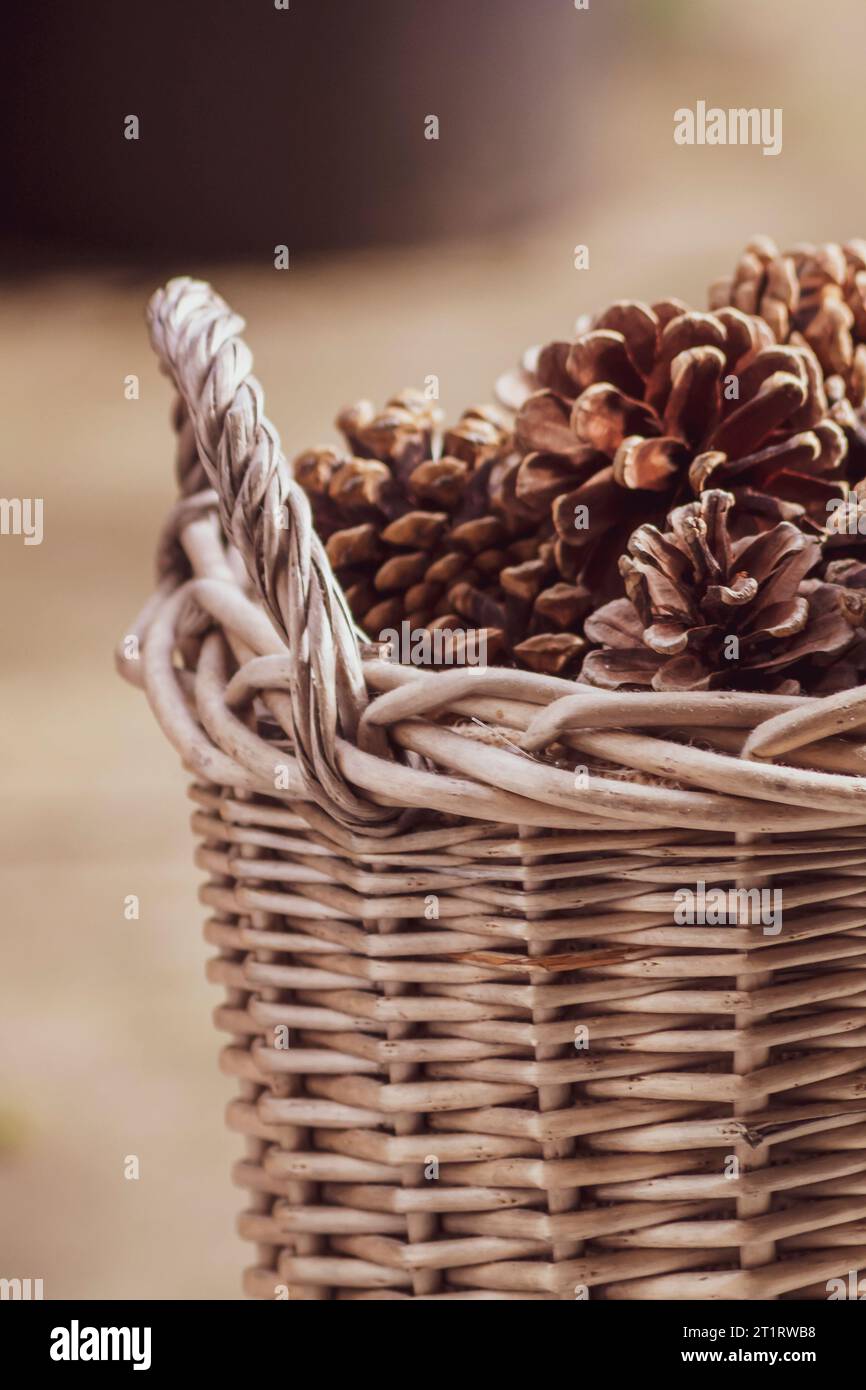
147,277,378,817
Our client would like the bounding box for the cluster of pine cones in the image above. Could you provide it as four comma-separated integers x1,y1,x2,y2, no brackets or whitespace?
295,237,866,695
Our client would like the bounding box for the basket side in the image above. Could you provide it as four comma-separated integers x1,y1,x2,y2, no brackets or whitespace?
195,779,866,1300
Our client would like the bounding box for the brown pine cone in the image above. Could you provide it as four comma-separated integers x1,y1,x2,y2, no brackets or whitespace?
294,392,589,672
811,556,866,691
502,299,847,604
580,489,856,694
710,236,866,479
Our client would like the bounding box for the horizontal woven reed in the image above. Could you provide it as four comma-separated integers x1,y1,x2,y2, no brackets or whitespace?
120,278,866,1299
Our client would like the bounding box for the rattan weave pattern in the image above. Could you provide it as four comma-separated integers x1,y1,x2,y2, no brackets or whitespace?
119,279,866,1299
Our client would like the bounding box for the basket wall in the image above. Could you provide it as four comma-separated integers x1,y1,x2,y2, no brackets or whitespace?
196,779,866,1301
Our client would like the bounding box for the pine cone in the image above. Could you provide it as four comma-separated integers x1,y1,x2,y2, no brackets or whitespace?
501,299,847,604
710,236,866,479
294,392,590,672
810,556,866,691
580,490,856,694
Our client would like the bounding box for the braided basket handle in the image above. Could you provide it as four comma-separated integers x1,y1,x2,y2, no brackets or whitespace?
148,277,373,807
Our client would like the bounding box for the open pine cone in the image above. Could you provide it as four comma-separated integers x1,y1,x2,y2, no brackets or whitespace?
294,391,591,672
816,556,866,690
710,236,866,480
500,299,847,604
580,489,857,694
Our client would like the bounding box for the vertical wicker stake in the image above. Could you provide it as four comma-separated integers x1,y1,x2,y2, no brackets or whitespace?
732,829,776,1278
521,826,582,1292
234,794,286,1296
243,795,325,1303
376,905,441,1299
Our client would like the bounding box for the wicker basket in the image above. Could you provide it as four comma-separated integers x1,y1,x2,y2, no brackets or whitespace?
119,278,866,1301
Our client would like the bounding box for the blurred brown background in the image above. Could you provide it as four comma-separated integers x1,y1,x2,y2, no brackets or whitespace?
2,0,866,1299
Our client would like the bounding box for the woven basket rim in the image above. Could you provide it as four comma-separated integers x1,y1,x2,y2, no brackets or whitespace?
118,276,866,835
